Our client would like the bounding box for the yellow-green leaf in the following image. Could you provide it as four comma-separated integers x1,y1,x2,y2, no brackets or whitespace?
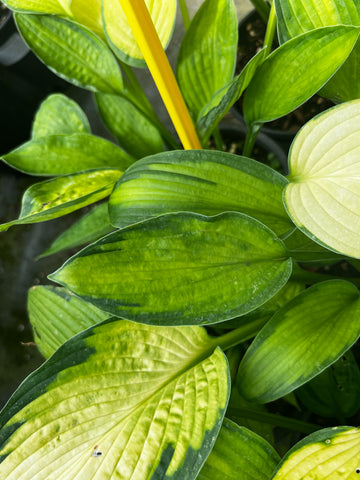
0,319,229,480
272,426,360,479
69,0,104,39
1,0,70,15
102,0,177,67
284,100,360,259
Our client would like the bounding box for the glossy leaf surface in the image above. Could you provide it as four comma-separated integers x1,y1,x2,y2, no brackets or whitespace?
102,0,177,67
238,280,360,403
28,285,109,358
275,0,360,102
109,149,293,237
197,49,266,142
244,26,359,125
198,418,280,480
15,14,123,94
284,100,360,258
1,0,69,14
296,350,360,419
39,203,114,258
2,133,133,176
32,94,90,139
272,426,360,479
0,319,229,480
0,169,121,232
50,212,292,326
95,93,164,158
177,0,238,117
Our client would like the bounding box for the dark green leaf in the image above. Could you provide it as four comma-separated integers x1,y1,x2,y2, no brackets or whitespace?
50,212,292,326
109,149,293,237
237,280,360,403
2,133,134,176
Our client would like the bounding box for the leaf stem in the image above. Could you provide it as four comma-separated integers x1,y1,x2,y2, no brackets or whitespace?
243,122,262,157
291,264,360,288
227,406,319,434
178,0,191,31
263,0,277,57
249,0,271,23
214,317,268,351
118,0,202,150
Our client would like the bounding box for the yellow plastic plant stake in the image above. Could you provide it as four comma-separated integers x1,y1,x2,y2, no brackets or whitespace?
118,0,202,150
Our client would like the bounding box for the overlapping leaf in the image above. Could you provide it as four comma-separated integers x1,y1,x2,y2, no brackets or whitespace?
275,0,360,102
39,203,114,258
32,94,91,139
272,427,360,479
95,93,164,158
15,13,123,94
109,149,293,237
2,133,134,175
243,26,359,126
198,418,280,480
102,0,177,67
177,0,238,117
284,100,360,258
70,0,103,39
1,0,70,14
0,319,229,480
50,212,292,326
237,280,360,403
0,169,121,231
28,285,109,358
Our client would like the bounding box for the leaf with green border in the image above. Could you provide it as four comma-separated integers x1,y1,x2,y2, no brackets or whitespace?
197,49,266,143
39,203,114,258
2,133,134,176
284,100,360,259
69,0,104,39
49,211,293,326
198,418,280,480
243,26,360,126
95,92,164,158
102,0,177,67
296,350,360,419
237,280,360,404
109,149,293,237
15,13,123,94
0,318,230,480
177,0,238,118
275,0,360,102
28,285,110,358
32,94,91,139
271,426,360,479
1,0,69,14
0,169,121,232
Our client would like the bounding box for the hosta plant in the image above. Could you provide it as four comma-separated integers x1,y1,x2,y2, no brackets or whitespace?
1,0,360,478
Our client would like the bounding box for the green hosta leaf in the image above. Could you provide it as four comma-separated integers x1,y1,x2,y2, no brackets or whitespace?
2,133,134,176
0,169,121,232
272,426,360,479
102,0,177,67
284,100,360,259
275,0,360,102
177,0,238,117
1,0,69,14
198,418,280,480
197,49,266,143
50,212,292,326
32,94,91,139
243,26,360,126
39,203,114,258
95,92,164,158
69,0,104,39
15,13,123,94
0,318,230,480
28,285,110,358
237,280,360,404
109,149,293,237
296,350,360,419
